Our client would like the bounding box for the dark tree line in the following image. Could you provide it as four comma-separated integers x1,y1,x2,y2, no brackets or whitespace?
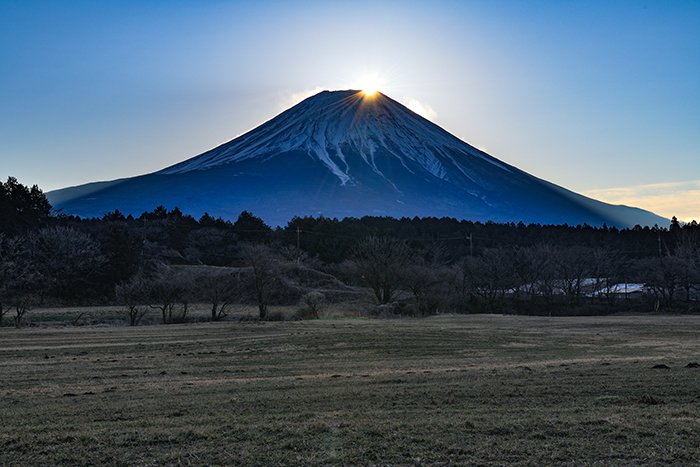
1,176,698,326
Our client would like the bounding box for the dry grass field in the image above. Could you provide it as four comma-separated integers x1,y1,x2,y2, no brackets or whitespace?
1,314,699,465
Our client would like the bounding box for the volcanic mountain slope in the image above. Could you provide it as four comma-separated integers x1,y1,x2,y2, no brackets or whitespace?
49,90,666,227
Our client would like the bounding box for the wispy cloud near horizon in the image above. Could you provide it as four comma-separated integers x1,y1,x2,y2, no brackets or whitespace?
584,180,700,223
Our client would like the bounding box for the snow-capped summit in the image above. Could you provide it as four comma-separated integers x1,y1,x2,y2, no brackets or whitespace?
160,90,509,187
49,90,667,227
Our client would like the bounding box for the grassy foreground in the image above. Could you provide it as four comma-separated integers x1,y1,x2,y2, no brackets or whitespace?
1,314,699,465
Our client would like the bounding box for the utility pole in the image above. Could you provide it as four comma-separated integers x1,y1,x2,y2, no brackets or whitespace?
296,226,301,250
466,233,473,257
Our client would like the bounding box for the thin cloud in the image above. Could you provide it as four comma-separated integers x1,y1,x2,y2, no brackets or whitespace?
279,86,327,111
584,180,700,222
401,97,437,121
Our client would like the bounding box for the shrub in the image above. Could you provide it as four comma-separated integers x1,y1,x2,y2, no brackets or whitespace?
298,291,326,319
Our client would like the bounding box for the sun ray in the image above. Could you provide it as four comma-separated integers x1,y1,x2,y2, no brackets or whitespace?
362,88,378,97
356,72,385,97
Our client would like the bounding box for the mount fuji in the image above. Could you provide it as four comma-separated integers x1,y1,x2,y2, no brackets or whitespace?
49,90,666,227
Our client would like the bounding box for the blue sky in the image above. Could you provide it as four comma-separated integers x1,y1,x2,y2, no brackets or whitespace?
1,0,698,219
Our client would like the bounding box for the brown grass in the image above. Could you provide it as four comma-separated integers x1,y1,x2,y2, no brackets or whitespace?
1,314,699,465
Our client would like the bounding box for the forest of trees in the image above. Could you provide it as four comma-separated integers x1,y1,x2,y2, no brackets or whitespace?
1,176,699,326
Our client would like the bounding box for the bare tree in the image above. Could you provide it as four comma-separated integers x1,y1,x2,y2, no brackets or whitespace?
115,274,149,326
553,246,596,305
11,297,32,327
175,268,199,323
147,265,184,324
589,248,622,306
451,256,479,313
403,256,450,316
240,243,279,319
464,247,515,312
200,269,242,321
639,255,686,309
0,235,40,327
512,244,553,301
353,236,411,304
673,233,700,302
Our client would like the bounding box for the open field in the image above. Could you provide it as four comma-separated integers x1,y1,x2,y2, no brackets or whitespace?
1,314,699,465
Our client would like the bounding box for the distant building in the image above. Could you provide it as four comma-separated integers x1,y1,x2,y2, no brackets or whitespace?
591,283,646,300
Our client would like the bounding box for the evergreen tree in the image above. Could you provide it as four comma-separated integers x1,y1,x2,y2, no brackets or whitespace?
233,211,271,241
0,177,52,233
